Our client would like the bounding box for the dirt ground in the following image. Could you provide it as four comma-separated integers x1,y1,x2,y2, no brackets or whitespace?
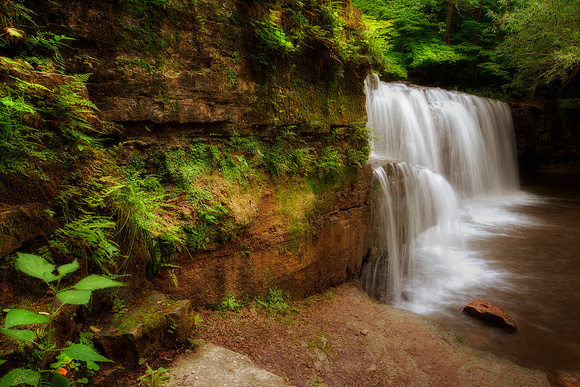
96,282,548,386
195,282,547,386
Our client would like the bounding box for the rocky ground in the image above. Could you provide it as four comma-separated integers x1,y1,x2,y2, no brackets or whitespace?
97,282,548,386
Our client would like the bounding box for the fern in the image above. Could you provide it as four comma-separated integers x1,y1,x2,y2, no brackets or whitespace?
49,213,120,275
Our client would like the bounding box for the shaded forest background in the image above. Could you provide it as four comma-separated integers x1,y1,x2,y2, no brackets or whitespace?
351,0,580,100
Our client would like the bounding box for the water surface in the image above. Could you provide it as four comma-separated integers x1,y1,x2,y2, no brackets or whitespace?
423,172,580,383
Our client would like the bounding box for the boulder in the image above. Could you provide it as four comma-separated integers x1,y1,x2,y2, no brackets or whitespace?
94,293,195,364
463,301,517,333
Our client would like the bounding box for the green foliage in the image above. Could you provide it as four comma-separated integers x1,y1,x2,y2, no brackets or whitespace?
353,0,510,89
0,67,102,177
140,364,170,387
0,0,34,43
220,291,241,311
251,10,297,68
0,1,74,72
0,253,124,387
496,0,580,97
49,214,119,275
50,333,102,385
226,67,238,87
355,16,405,78
249,0,396,75
20,32,75,72
315,146,346,184
255,288,289,316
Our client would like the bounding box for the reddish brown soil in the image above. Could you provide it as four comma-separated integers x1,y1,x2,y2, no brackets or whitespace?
90,282,548,386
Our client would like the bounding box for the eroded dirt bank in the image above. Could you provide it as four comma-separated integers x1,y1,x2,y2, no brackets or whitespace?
194,282,548,387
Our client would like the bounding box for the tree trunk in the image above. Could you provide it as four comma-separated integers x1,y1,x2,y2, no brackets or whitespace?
471,6,482,45
444,1,454,45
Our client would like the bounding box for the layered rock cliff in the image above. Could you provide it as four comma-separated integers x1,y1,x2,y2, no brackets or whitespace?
1,0,376,304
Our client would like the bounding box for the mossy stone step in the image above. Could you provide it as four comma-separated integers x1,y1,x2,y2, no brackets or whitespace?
94,293,194,365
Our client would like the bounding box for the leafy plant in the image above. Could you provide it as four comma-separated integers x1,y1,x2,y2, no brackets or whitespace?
139,363,170,387
0,67,102,178
48,213,120,275
22,32,75,71
226,67,238,87
50,332,100,385
219,291,241,312
255,288,289,316
0,253,125,387
315,146,346,184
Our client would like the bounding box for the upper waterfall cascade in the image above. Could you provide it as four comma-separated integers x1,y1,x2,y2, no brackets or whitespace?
365,73,519,198
362,74,522,310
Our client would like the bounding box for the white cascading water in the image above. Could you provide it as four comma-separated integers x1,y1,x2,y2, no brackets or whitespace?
361,73,522,313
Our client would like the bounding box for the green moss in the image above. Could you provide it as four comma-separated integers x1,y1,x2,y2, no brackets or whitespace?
116,58,158,74
114,298,180,335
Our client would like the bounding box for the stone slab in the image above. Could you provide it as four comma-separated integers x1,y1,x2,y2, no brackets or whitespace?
169,340,286,387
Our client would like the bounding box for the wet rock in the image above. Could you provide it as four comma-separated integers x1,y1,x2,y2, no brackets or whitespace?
401,291,416,302
557,372,580,387
168,340,285,387
463,301,517,333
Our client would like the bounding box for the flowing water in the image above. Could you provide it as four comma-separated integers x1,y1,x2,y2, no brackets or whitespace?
362,74,580,381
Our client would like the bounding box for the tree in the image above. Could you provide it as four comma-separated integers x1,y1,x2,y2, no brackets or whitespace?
353,0,509,91
496,0,580,98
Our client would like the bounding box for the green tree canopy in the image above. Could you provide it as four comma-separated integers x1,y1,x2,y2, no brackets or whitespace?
353,0,509,92
496,0,580,98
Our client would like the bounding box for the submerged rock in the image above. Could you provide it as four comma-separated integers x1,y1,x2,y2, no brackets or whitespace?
463,300,517,333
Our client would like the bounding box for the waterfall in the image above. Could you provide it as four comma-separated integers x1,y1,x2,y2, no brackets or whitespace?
365,74,519,198
362,74,520,311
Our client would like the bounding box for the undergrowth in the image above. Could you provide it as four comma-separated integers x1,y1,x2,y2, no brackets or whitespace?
117,122,370,263
249,0,395,76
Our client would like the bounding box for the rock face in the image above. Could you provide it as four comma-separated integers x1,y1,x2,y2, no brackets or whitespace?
155,164,373,304
463,301,518,333
1,0,374,305
28,0,367,130
510,100,580,170
557,372,580,387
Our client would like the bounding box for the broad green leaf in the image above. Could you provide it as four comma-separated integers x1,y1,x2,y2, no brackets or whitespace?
0,327,36,341
73,275,125,291
15,253,58,283
57,290,91,305
62,344,112,362
0,368,40,387
50,371,70,387
58,259,79,277
0,360,6,366
4,309,50,328
86,360,99,370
